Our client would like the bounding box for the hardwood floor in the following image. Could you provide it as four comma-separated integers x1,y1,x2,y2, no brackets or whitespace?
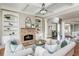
0,48,5,56
74,43,79,56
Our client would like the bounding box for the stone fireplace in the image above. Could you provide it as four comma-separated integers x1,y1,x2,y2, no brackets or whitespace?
21,28,36,46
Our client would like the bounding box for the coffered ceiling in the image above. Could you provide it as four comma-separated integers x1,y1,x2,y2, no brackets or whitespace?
0,3,79,24
0,3,74,16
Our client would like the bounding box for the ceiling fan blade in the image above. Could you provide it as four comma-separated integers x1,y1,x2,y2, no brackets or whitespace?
35,11,42,15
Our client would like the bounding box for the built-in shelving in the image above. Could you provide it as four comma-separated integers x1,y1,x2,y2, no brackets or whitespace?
2,10,20,39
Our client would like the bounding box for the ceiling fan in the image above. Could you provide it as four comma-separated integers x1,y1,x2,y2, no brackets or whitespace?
35,3,57,16
35,3,50,15
35,3,73,16
39,3,47,15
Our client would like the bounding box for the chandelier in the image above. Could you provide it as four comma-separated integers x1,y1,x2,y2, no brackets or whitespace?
40,3,47,15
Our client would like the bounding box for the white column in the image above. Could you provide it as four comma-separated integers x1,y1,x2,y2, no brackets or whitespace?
61,21,65,40
57,23,60,41
45,18,48,39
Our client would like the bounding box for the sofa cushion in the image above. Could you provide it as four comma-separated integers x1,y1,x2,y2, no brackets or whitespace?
65,39,71,44
44,44,57,53
34,46,49,56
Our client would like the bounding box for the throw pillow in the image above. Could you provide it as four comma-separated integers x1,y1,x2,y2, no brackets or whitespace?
61,40,67,48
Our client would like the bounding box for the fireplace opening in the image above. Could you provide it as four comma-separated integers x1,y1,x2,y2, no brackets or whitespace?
24,34,33,41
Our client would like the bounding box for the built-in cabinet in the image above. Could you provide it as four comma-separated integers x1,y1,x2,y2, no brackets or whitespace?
2,10,20,42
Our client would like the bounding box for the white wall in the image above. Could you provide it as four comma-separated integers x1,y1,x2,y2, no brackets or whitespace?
71,24,79,36
74,24,79,31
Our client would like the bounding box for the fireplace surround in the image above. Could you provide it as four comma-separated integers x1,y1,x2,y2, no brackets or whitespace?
21,28,36,46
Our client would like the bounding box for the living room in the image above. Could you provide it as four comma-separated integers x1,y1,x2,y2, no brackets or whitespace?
0,3,79,56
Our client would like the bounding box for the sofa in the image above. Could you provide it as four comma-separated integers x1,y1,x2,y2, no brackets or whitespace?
4,43,33,56
34,41,76,56
51,41,76,56
1,36,76,56
0,41,76,56
1,36,33,56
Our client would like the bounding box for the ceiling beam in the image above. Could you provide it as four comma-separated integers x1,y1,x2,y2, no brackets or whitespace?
64,17,79,24
22,4,29,11
0,6,38,16
63,17,79,21
45,4,79,18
